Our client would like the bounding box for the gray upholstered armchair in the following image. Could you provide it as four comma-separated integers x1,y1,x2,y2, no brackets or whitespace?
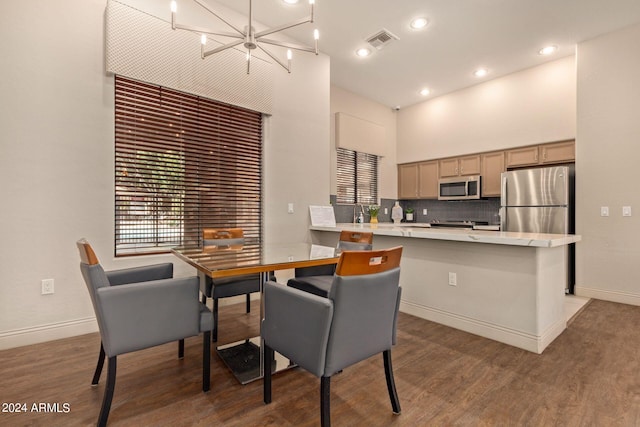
200,227,274,342
263,246,403,427
286,230,374,297
77,239,212,427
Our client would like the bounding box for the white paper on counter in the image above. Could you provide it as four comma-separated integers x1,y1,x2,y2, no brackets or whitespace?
309,205,336,227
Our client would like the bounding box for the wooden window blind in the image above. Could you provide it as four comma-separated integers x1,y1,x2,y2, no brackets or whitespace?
336,147,379,205
114,75,263,256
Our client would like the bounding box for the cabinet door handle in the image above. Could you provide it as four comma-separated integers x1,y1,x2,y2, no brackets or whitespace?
543,149,547,160
534,152,538,161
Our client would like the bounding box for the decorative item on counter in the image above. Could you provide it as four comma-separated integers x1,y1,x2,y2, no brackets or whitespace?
391,201,403,224
368,205,380,224
405,207,414,222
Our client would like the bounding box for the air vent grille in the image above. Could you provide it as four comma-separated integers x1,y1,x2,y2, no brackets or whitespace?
366,28,399,50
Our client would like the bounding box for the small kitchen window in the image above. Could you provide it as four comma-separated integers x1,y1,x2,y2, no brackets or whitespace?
336,147,378,205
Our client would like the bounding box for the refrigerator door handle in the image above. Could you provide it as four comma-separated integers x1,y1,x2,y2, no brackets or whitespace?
501,174,507,205
499,207,506,231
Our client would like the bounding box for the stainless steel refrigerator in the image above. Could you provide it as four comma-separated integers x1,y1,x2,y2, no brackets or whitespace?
500,165,575,292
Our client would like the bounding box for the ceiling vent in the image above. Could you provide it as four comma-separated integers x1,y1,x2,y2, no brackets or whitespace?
366,28,399,50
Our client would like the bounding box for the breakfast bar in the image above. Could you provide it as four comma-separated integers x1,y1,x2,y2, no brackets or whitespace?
310,223,581,354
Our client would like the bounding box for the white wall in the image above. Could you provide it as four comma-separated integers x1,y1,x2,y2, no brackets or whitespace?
330,86,398,199
575,23,640,304
0,0,330,349
396,56,577,163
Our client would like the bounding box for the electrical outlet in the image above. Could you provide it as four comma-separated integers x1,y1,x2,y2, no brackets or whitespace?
287,203,294,214
41,279,54,295
601,206,609,217
384,208,388,215
448,272,457,286
423,208,428,215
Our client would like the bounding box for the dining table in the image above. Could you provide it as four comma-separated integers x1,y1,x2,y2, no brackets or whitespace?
171,241,340,384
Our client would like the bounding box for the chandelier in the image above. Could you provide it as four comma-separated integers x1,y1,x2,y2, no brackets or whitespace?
170,0,319,74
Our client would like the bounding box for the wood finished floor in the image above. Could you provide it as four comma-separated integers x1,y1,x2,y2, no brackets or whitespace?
2,299,640,426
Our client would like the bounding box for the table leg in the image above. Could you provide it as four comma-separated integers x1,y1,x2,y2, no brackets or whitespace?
215,271,295,384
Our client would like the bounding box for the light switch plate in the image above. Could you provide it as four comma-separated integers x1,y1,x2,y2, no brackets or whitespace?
601,207,609,217
623,206,632,217
287,203,294,214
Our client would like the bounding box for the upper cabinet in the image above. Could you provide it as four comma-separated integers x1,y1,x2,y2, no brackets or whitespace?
398,140,574,200
398,160,439,199
398,163,419,199
481,151,505,197
505,140,575,168
439,155,481,178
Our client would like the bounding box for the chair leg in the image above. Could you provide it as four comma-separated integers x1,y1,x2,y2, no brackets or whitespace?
213,299,219,342
246,293,251,313
91,342,106,386
383,350,401,414
321,376,331,427
264,343,273,404
203,331,211,392
98,356,117,427
178,339,185,359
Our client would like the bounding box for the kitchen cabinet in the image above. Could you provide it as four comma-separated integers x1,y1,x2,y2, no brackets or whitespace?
398,160,438,199
398,163,419,199
481,151,505,197
505,140,575,168
418,161,439,198
439,154,481,177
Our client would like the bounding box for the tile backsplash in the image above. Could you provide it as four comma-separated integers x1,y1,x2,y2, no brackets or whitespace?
330,195,501,225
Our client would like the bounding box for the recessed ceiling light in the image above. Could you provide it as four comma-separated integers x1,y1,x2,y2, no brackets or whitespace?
538,45,558,55
420,88,430,96
356,48,371,57
283,0,299,4
410,17,429,30
474,68,488,78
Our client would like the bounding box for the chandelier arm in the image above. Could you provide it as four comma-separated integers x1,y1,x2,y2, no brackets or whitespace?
202,39,245,58
258,38,316,54
257,45,290,73
254,16,313,39
173,22,243,40
192,0,245,36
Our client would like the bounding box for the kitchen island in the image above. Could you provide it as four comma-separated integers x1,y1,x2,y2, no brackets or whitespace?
310,223,581,353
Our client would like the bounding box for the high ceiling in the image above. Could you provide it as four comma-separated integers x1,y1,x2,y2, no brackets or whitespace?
211,0,640,108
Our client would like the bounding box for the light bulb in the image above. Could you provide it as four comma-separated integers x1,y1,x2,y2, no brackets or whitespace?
170,1,177,13
410,17,428,30
420,88,430,96
287,49,293,60
201,34,207,45
356,48,371,57
539,45,557,55
474,68,488,78
314,29,319,40
309,0,315,4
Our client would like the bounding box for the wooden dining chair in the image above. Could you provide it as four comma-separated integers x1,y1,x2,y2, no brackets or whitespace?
200,228,274,342
263,246,403,426
287,230,374,297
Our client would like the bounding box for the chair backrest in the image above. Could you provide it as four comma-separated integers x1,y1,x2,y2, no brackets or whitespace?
324,246,403,376
336,230,373,252
202,228,245,249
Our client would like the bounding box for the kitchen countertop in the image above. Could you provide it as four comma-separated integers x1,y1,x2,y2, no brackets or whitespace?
310,223,581,248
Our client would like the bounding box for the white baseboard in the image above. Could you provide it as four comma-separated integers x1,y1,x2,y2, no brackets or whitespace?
574,286,640,306
0,317,98,350
399,301,565,354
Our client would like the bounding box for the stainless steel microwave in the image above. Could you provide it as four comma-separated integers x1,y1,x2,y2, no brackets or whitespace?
438,176,481,200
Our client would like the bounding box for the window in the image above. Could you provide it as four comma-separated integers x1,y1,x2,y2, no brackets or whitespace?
114,75,263,256
336,147,379,205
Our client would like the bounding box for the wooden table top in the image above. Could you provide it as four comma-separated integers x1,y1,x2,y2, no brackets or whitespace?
171,242,339,278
